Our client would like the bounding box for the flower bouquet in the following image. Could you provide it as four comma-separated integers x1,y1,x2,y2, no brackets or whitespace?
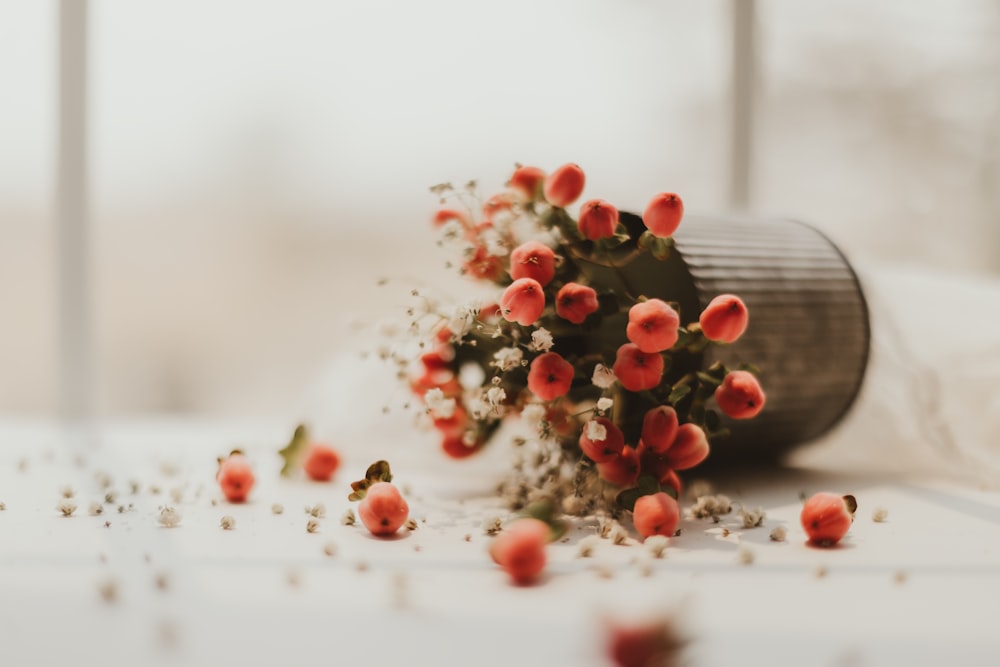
402,162,778,520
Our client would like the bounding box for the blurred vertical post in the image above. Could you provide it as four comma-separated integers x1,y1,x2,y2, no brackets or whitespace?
57,0,93,424
729,0,755,211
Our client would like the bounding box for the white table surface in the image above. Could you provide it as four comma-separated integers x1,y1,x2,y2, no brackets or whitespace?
1,416,999,667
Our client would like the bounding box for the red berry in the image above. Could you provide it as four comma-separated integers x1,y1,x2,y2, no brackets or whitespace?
509,240,556,286
579,417,626,463
431,207,470,229
217,454,255,503
801,492,855,546
526,352,575,402
508,165,546,202
500,278,546,326
714,370,766,419
642,192,684,238
612,343,665,392
303,443,341,482
699,294,749,344
482,192,516,220
555,282,599,324
662,423,709,471
544,163,585,207
641,406,679,455
607,620,678,667
489,518,549,585
596,445,640,487
358,482,409,537
633,492,681,539
577,199,619,240
441,433,482,459
626,299,680,354
463,244,505,282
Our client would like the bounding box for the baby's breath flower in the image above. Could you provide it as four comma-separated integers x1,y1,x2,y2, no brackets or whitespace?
493,347,523,371
596,397,614,414
521,402,545,425
447,305,476,338
586,419,608,442
466,395,490,420
529,327,554,352
481,229,508,257
157,506,181,528
592,363,617,389
486,386,507,407
57,500,77,517
424,388,456,419
438,219,464,241
220,515,236,530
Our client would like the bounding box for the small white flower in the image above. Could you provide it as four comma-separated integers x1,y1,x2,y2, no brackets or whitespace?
424,388,456,419
592,363,617,389
486,386,507,407
157,506,181,528
493,347,523,371
529,327,554,352
481,229,508,257
596,397,614,413
586,420,607,442
447,304,478,338
466,395,490,420
521,403,546,428
438,219,463,241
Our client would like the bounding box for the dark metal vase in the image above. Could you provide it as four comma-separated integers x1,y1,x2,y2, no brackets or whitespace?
580,213,871,465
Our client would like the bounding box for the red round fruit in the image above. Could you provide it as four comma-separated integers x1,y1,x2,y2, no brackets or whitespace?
358,482,409,537
217,454,255,503
633,492,681,539
489,518,549,585
303,443,340,482
801,492,855,546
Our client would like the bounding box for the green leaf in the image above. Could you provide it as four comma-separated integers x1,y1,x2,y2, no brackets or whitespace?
278,424,310,477
365,460,393,484
637,230,655,250
704,409,721,432
615,475,662,511
347,460,394,501
696,372,723,387
668,384,691,405
651,237,672,261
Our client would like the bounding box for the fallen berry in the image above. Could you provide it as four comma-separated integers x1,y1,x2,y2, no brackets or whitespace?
217,453,255,503
489,518,549,585
632,492,680,539
303,443,341,482
358,482,410,537
801,492,856,546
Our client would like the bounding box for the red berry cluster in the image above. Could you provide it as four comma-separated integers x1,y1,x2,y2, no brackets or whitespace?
412,163,767,511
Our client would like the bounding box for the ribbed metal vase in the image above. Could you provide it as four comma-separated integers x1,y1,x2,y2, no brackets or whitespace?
580,213,871,465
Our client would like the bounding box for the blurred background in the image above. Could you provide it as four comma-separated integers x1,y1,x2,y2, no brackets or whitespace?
2,1,999,420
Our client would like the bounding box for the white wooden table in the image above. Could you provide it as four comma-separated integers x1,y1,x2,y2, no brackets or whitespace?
2,414,999,667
